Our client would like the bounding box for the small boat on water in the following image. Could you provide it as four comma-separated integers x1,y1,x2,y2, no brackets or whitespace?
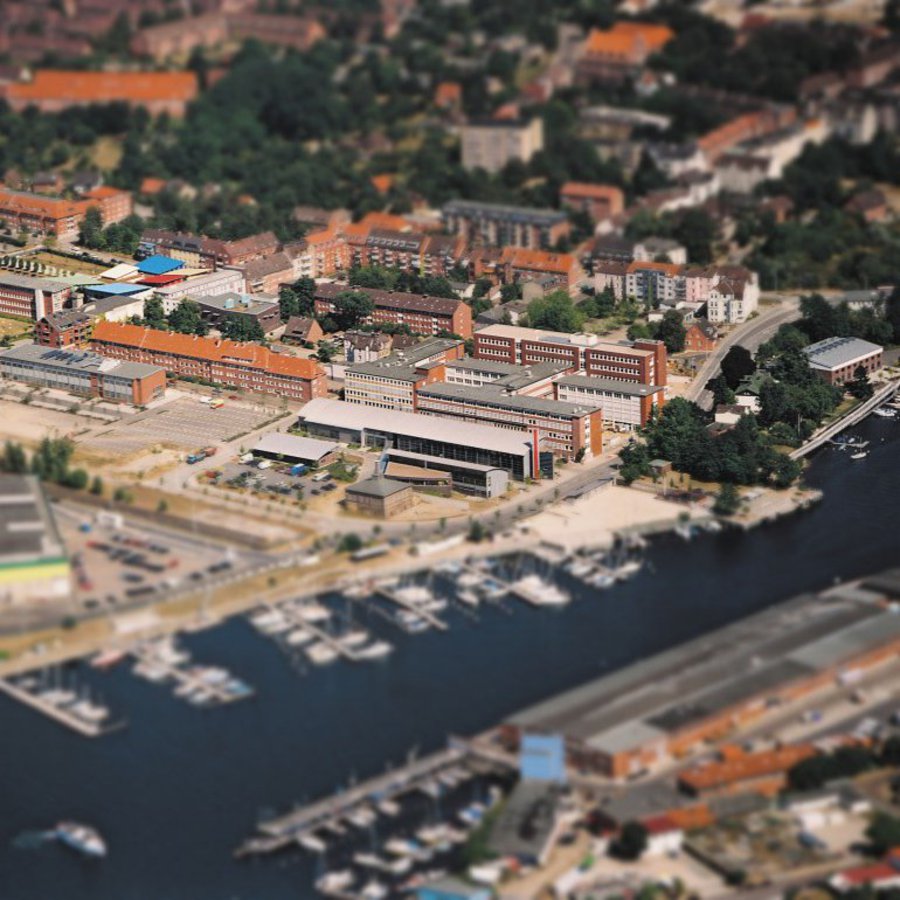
315,870,354,896
377,798,401,817
306,643,339,665
480,578,508,601
90,649,126,671
337,629,369,649
297,601,331,623
360,880,388,900
457,589,480,608
285,627,314,647
55,822,106,858
873,407,896,418
589,570,616,589
297,832,327,854
851,451,868,460
509,574,570,607
610,559,642,581
357,640,393,661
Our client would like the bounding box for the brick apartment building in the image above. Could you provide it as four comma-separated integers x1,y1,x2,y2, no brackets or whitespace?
0,188,86,240
90,321,327,401
313,283,473,339
82,185,133,225
500,247,583,290
803,336,883,385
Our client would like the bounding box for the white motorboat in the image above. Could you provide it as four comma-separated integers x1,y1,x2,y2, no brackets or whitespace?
457,589,480,607
357,640,393,661
297,601,331,623
315,870,354,896
509,574,570,607
285,627,314,647
306,643,339,665
298,833,327,854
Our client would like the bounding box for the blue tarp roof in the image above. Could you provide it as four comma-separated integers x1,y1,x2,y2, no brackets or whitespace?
83,283,148,297
137,255,184,275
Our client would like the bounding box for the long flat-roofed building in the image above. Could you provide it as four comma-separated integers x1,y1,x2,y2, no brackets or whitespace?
0,474,72,609
474,323,667,386
313,283,473,339
0,273,72,320
90,321,326,401
344,338,465,412
415,381,603,461
195,292,281,334
0,344,167,405
298,398,537,481
803,336,883,385
504,587,900,779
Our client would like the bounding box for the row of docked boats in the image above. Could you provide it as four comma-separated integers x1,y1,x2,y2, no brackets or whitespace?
12,673,111,727
132,637,253,707
249,600,393,665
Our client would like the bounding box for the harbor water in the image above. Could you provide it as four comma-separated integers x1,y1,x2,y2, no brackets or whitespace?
1,416,900,900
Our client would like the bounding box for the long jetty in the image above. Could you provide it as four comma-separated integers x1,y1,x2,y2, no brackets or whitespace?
131,645,253,706
373,582,449,632
0,678,123,738
791,379,899,459
237,744,477,857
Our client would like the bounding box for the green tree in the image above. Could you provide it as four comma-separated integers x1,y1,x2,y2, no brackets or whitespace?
168,299,207,335
331,291,374,331
527,290,584,333
0,440,28,474
279,277,316,321
847,365,873,400
143,295,167,329
221,317,265,342
610,822,648,861
468,519,485,543
867,812,900,855
656,309,687,353
89,475,104,496
720,346,756,390
337,532,363,553
78,206,104,249
773,454,802,489
713,482,740,516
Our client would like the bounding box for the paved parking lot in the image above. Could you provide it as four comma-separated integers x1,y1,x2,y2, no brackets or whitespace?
57,507,238,614
84,397,280,457
211,460,338,501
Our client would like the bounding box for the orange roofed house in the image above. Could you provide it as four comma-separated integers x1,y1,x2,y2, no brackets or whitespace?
560,182,625,223
577,22,674,84
501,247,584,290
0,188,87,240
4,70,199,117
90,321,327,402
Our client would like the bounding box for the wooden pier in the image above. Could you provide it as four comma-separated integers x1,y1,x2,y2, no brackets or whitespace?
274,602,367,662
373,582,449,632
0,678,124,738
237,744,478,857
131,645,253,706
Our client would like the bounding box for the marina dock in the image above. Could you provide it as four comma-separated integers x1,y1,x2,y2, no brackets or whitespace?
237,742,502,858
374,582,449,632
0,677,124,738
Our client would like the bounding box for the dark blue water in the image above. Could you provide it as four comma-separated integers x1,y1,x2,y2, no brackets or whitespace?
1,417,899,900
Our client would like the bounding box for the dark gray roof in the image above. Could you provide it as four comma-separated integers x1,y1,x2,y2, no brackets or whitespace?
0,344,163,380
345,477,410,499
0,273,71,293
556,375,664,396
803,336,883,370
443,198,567,226
418,381,601,418
488,781,562,862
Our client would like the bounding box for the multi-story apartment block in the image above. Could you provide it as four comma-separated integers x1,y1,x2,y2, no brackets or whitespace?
460,118,544,174
82,186,133,226
0,189,86,240
500,247,583,290
313,284,473,339
90,321,327,401
442,200,569,249
0,274,71,320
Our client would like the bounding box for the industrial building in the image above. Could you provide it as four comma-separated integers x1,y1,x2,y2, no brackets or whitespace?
382,449,509,498
803,336,883,385
251,433,339,468
0,344,167,405
0,475,71,609
504,587,900,778
298,398,537,481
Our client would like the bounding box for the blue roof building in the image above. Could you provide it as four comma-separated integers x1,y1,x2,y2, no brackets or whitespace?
137,254,184,276
416,877,492,900
520,733,566,783
82,283,150,300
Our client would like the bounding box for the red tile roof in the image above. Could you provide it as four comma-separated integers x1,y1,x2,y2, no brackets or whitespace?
585,22,674,59
91,321,322,380
501,247,577,275
8,70,198,105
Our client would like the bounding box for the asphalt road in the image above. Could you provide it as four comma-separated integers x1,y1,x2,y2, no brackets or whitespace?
685,297,803,410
